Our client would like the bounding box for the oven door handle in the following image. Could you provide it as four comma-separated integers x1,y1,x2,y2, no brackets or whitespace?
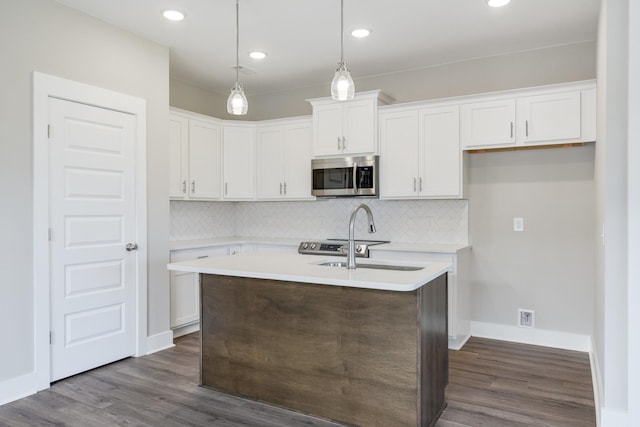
352,162,358,194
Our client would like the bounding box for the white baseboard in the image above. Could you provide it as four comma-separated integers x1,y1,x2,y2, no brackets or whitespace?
145,330,175,355
173,322,200,339
590,337,603,427
470,321,592,352
448,333,471,350
0,372,37,406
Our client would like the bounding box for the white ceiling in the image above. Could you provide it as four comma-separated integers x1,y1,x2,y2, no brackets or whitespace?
55,0,599,97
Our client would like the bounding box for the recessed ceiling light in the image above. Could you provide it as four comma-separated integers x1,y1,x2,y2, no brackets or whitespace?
351,29,371,38
163,10,185,21
487,0,510,7
249,51,267,60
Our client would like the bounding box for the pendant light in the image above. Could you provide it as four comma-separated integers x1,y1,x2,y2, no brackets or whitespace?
227,0,248,115
330,0,355,101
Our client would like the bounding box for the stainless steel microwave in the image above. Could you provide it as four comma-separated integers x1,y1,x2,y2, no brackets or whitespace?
311,155,379,197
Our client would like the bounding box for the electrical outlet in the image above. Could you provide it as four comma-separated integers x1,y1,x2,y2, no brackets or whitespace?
513,217,524,232
518,308,535,328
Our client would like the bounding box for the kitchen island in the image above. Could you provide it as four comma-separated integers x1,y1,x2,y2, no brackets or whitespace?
168,252,451,427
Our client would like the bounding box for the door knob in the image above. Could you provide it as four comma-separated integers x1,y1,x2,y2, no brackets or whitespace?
125,243,138,251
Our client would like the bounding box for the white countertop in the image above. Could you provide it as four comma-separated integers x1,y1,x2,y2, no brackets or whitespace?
167,252,451,292
170,236,470,254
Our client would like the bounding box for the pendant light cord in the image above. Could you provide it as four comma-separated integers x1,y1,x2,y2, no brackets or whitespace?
340,0,345,65
235,0,240,86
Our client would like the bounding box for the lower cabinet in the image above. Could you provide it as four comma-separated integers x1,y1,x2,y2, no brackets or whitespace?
169,243,296,335
370,247,471,350
170,242,470,350
169,247,230,332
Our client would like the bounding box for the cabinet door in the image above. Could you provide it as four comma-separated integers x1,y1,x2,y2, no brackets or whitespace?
169,115,188,199
517,91,581,144
170,271,199,328
188,119,222,200
343,99,377,155
256,126,285,199
379,110,420,199
313,103,343,156
420,106,461,198
461,99,516,148
170,246,229,329
283,123,313,199
223,125,255,199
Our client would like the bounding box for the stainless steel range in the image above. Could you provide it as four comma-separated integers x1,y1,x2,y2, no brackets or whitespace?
298,239,389,258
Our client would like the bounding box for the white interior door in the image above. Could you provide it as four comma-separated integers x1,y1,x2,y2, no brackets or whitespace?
48,97,137,381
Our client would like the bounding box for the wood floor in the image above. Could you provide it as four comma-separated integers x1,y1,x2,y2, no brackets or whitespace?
0,334,595,427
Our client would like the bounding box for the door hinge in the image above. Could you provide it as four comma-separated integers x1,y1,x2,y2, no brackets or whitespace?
49,331,53,345
47,124,51,139
48,228,52,241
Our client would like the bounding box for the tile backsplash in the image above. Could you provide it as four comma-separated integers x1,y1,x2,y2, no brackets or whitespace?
171,199,468,245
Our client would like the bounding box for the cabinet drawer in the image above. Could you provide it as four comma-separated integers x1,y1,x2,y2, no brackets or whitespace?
170,246,229,263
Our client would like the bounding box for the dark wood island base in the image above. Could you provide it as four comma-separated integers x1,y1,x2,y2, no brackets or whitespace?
200,273,448,427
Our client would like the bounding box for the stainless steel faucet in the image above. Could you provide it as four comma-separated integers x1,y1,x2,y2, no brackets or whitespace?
347,203,376,270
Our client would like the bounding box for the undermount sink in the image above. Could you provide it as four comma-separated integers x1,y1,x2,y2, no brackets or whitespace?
317,261,424,271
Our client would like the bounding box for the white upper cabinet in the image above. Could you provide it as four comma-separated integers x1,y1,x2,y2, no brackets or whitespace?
420,106,462,197
169,114,189,199
188,120,222,199
256,119,313,200
308,90,391,157
461,81,596,150
517,91,581,144
461,99,516,148
379,110,420,198
380,104,463,199
223,124,255,200
169,111,222,201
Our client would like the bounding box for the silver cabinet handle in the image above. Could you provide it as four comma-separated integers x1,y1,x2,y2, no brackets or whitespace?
125,243,138,251
225,182,228,195
182,180,186,193
419,177,423,192
525,120,529,137
414,177,417,192
283,182,287,195
337,137,341,150
342,136,346,150
191,180,195,193
280,183,283,195
510,122,514,139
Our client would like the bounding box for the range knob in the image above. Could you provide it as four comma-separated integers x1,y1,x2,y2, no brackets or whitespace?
310,243,317,250
301,242,309,250
356,245,363,253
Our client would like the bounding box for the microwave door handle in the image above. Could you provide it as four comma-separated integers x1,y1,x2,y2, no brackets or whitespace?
352,163,358,194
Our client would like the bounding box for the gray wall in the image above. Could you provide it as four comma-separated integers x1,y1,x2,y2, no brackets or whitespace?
171,42,596,121
0,0,170,382
468,146,594,334
172,42,597,340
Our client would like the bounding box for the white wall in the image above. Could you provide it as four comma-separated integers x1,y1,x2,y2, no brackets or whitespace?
0,0,170,387
627,2,640,425
595,0,630,420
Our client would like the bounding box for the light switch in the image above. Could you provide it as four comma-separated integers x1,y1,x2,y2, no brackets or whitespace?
513,217,524,232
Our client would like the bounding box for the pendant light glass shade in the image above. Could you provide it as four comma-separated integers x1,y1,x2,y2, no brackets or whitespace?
331,0,355,100
227,82,248,115
331,62,355,101
227,0,248,115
